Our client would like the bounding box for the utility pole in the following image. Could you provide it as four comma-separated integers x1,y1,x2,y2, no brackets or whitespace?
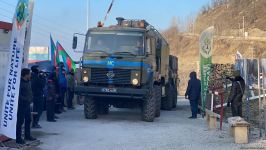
86,0,91,30
243,16,245,37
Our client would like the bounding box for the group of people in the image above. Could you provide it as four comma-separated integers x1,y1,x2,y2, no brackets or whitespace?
185,71,245,119
16,64,76,144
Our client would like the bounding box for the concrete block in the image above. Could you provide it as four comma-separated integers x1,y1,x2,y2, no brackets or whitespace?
230,126,235,137
234,126,249,144
206,113,210,122
208,115,217,130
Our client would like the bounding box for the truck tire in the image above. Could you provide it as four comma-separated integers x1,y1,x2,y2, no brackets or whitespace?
172,85,177,108
155,85,161,117
161,84,173,110
142,88,156,122
84,96,97,119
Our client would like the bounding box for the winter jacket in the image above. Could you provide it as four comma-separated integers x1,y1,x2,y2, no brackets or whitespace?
46,72,58,101
185,72,201,101
47,80,57,101
19,78,33,104
31,72,46,98
67,73,75,91
58,71,67,89
227,76,245,106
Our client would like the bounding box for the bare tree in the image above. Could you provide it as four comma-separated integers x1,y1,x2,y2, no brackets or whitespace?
162,17,181,55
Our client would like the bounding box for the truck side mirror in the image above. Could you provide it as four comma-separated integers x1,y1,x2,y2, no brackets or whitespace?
72,36,78,49
146,38,152,55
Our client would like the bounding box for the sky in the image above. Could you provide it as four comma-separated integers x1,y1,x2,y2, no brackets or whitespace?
0,0,211,60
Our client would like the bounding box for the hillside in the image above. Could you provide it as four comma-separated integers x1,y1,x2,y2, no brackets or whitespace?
163,0,266,95
196,0,266,36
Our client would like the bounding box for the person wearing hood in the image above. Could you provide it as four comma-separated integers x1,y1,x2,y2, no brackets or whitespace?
185,71,201,119
67,69,75,109
58,66,67,112
46,66,58,122
226,71,245,117
31,65,46,128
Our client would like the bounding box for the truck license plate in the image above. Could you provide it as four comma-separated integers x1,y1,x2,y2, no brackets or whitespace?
101,88,117,93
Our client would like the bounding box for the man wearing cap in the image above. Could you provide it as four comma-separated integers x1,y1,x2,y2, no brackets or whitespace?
31,65,46,128
226,71,245,117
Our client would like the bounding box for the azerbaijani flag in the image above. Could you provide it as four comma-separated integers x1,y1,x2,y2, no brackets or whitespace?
50,35,57,66
56,41,76,72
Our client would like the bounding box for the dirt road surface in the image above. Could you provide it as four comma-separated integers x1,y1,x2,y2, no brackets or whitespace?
31,98,266,150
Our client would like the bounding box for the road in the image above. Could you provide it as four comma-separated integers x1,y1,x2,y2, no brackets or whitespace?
31,99,265,150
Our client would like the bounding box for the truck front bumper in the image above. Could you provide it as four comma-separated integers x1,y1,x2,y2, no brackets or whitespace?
75,85,148,99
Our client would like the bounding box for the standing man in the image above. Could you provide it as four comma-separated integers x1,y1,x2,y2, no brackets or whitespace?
227,71,245,117
67,69,75,109
31,66,46,128
46,66,57,122
185,71,201,119
16,68,37,144
58,67,67,112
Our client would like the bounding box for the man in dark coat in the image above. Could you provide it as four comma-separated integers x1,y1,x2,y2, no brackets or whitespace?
31,66,46,128
58,67,67,112
67,69,75,109
227,71,245,117
46,66,57,122
185,71,201,119
16,68,37,144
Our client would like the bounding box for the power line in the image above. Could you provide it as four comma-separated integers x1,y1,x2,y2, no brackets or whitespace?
0,0,15,8
0,13,12,21
0,14,74,44
0,11,74,42
31,28,73,43
32,20,74,36
0,1,76,36
0,0,78,32
0,7,14,15
0,0,77,49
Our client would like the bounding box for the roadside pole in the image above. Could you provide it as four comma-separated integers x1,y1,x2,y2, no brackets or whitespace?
258,59,262,137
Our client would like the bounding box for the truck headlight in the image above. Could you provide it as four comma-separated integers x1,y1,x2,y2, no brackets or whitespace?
132,79,139,85
83,76,89,82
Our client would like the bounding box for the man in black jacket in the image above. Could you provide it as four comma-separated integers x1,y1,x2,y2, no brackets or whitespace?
46,66,58,122
185,71,201,119
227,71,245,117
16,68,37,144
31,66,46,128
67,69,75,109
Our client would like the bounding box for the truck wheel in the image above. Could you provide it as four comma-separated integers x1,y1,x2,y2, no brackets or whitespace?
84,96,97,119
172,85,177,108
161,84,173,110
155,85,161,117
142,88,156,122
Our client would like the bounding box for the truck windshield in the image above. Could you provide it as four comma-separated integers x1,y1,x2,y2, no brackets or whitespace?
85,31,144,55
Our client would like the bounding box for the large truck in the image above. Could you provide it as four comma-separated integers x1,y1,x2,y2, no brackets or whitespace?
73,18,178,122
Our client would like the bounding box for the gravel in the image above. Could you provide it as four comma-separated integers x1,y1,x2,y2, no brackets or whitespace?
31,98,266,150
